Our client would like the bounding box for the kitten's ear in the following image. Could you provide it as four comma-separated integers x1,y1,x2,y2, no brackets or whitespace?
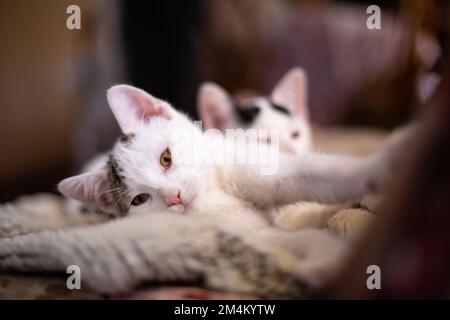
107,85,176,134
58,171,111,210
197,82,234,131
271,67,309,118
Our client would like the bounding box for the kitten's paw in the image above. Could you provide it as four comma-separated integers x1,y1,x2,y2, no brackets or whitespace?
327,208,375,240
359,194,384,213
274,203,343,231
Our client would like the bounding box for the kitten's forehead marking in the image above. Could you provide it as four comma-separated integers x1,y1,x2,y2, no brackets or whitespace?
267,99,291,116
249,98,291,117
106,154,130,215
233,97,292,127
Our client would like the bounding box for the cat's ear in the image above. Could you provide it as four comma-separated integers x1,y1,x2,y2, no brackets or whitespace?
107,85,176,134
197,82,235,131
58,171,111,210
271,67,309,118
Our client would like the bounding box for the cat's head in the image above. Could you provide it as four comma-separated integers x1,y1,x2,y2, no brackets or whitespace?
197,67,311,155
59,85,208,217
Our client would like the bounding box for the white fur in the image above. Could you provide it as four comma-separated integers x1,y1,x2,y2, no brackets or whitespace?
60,84,406,226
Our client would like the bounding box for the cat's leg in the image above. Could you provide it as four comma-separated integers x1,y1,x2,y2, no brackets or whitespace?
229,124,413,208
0,213,309,298
272,202,349,231
228,152,382,207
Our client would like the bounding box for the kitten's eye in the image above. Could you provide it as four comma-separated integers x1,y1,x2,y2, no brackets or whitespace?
131,193,150,206
160,148,172,169
291,130,300,139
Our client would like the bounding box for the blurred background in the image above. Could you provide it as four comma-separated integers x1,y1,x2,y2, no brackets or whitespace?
0,0,448,202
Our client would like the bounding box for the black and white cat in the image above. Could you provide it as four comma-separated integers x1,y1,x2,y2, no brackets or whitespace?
198,67,311,155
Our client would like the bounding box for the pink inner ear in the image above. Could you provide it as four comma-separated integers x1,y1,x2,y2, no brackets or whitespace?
108,85,174,134
130,91,170,121
205,103,230,131
271,68,309,118
198,82,234,131
58,172,107,207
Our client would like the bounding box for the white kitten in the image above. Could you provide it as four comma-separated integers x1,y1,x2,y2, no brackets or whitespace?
59,84,403,224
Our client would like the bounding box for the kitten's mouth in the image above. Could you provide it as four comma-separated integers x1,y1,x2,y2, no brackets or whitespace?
167,195,196,214
167,204,186,213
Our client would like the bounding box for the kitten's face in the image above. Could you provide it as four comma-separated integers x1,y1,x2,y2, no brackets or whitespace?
59,85,208,217
233,97,311,155
198,67,311,155
109,117,206,216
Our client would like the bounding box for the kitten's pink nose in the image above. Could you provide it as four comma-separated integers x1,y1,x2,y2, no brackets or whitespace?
161,190,182,206
280,142,297,155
